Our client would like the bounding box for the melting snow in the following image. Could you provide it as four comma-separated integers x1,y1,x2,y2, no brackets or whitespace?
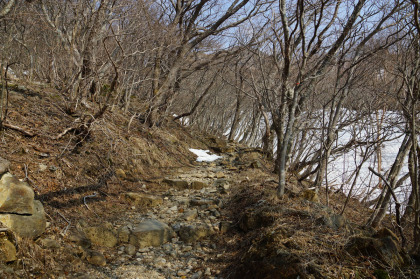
189,149,222,162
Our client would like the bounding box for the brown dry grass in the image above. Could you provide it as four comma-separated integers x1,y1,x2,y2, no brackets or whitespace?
0,81,211,277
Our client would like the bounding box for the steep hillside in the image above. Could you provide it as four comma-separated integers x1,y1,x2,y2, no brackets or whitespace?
0,82,418,278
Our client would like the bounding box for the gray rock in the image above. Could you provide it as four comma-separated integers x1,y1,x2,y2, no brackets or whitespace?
0,200,46,238
0,158,10,175
38,164,48,172
178,223,214,243
85,249,107,266
124,192,163,207
0,173,35,215
125,244,137,256
131,219,173,248
183,209,198,221
38,237,60,249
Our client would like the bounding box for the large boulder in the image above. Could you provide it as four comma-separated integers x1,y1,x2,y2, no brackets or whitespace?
0,200,46,238
0,173,35,215
131,219,173,248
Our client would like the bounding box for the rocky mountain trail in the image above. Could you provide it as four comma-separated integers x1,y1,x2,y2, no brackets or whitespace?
55,148,242,279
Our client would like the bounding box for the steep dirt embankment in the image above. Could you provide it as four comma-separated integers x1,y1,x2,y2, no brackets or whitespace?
0,82,418,279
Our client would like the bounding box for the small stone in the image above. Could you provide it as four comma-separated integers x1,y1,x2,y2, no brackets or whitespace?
0,238,16,262
205,267,211,276
125,244,136,256
177,270,187,276
86,250,106,266
38,238,60,249
118,225,131,243
172,223,181,232
115,168,126,179
39,164,48,172
183,246,193,252
211,209,221,217
49,166,58,172
183,209,198,221
138,247,149,253
191,271,202,279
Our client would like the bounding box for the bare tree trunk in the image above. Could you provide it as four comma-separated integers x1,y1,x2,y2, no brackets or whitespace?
366,134,411,227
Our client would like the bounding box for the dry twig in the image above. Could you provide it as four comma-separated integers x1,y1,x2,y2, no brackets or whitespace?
57,211,71,235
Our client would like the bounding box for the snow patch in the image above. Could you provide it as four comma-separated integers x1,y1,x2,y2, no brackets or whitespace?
189,148,222,162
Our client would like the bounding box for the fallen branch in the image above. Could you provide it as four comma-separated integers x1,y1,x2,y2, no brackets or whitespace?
53,105,108,140
368,167,406,247
53,126,77,140
83,192,99,217
2,122,35,137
